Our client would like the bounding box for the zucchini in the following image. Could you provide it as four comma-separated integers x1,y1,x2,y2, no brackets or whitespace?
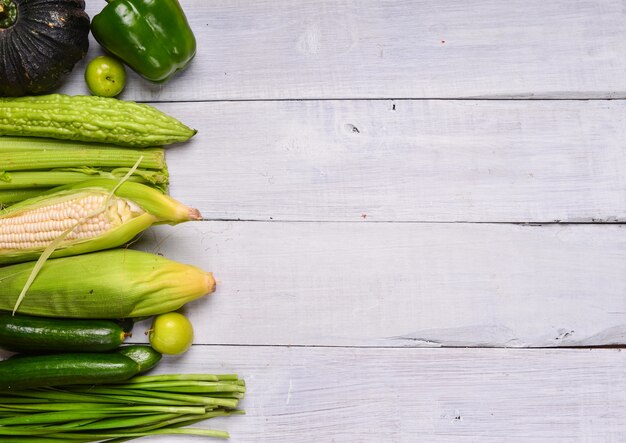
0,313,129,353
0,94,196,147
0,345,161,390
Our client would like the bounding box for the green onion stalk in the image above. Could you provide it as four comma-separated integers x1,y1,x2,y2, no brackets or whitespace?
0,374,245,441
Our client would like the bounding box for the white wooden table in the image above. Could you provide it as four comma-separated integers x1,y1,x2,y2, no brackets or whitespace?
59,1,626,440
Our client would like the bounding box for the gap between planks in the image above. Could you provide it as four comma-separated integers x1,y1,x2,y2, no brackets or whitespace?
180,343,626,350
198,218,626,225
105,97,626,104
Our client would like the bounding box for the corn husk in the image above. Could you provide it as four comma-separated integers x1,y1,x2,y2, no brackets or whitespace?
0,249,216,318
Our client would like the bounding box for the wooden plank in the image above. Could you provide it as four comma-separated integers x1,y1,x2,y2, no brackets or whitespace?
58,0,626,100
3,346,624,441
150,100,626,223
133,221,626,348
95,346,626,442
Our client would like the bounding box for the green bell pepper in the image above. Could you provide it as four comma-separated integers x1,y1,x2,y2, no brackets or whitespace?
91,0,197,83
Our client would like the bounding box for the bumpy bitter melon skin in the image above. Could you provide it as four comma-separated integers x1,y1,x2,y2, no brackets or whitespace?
0,94,197,147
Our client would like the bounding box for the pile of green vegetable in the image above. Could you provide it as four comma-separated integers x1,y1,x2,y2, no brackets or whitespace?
0,299,245,441
0,1,246,441
0,314,243,440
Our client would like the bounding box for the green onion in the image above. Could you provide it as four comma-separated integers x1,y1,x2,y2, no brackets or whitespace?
0,374,245,441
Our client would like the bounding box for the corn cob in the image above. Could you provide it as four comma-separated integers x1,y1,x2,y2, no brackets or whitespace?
0,179,201,265
0,95,196,148
0,249,216,318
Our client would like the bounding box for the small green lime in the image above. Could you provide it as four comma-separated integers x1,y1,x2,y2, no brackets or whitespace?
85,55,126,97
148,312,194,355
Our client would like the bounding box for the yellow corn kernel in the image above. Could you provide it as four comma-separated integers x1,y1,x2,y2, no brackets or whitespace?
0,193,143,250
0,179,200,265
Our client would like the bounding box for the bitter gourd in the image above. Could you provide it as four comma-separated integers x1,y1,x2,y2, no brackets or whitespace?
0,94,196,148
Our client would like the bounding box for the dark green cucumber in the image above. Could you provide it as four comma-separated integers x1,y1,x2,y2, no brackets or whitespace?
0,313,129,353
117,345,162,373
0,345,161,390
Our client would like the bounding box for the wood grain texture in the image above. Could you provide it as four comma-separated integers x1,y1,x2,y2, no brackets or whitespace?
58,0,626,100
132,221,626,347
142,100,626,222
123,346,626,442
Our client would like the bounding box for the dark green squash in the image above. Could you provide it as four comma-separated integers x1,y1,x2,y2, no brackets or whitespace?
0,0,90,96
